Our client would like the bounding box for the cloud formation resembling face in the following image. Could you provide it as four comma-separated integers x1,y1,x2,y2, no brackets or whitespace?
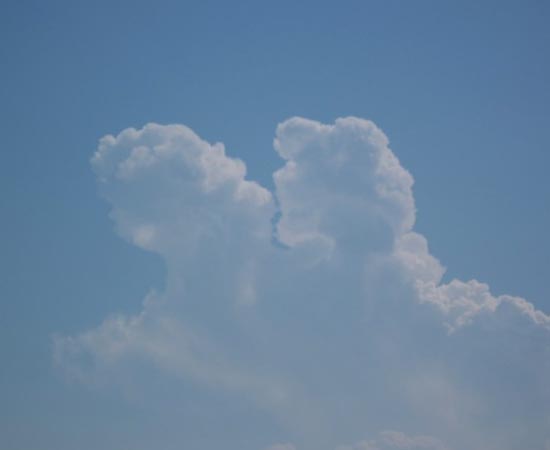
55,117,550,450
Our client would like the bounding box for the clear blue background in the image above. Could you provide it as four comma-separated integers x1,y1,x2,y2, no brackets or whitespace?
1,0,549,448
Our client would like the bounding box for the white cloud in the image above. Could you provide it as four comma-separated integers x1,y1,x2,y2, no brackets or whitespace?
273,117,415,254
55,117,550,450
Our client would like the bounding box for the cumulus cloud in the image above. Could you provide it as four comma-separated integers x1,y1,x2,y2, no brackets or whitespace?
55,117,550,450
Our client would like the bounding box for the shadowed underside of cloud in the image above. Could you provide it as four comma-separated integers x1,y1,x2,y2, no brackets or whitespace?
55,118,550,450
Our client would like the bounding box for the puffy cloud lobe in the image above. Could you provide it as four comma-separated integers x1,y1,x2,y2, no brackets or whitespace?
417,278,550,332
393,226,550,332
274,117,415,257
91,123,274,256
55,117,550,450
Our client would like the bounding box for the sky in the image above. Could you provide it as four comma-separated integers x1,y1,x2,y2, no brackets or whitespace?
1,1,550,449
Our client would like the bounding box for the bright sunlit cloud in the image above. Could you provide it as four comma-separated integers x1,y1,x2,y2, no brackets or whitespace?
55,117,550,450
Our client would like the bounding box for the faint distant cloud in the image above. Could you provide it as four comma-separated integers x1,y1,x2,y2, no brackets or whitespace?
276,429,450,450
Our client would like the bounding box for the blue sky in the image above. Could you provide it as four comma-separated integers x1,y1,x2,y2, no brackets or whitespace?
1,1,550,449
